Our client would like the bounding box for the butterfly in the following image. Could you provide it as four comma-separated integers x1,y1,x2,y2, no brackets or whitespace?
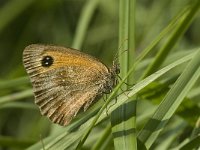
23,44,120,126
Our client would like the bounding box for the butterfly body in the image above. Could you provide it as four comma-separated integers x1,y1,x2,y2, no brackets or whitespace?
23,44,119,126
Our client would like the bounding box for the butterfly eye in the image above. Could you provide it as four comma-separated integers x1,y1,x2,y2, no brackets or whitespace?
116,67,120,74
41,56,54,67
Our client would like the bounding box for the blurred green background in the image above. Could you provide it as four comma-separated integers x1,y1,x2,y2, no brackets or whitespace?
0,0,199,149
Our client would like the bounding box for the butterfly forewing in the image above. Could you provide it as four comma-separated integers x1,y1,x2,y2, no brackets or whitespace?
23,44,114,126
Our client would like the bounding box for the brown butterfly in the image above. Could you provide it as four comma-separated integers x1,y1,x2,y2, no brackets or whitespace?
23,44,119,126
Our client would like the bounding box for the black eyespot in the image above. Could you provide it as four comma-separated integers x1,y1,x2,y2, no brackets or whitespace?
41,56,54,67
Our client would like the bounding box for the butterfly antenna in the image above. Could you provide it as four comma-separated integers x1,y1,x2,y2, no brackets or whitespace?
114,38,129,62
118,38,128,53
112,39,128,76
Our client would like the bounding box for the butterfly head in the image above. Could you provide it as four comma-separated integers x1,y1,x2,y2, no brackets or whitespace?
103,59,120,94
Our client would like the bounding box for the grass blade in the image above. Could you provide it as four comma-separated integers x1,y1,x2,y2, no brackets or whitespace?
142,0,200,78
138,50,200,149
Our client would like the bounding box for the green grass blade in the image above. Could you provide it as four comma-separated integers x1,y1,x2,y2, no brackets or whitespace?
138,49,200,149
135,6,190,72
0,89,33,104
72,0,100,49
0,77,29,89
0,102,36,110
190,117,200,139
111,0,137,149
142,0,200,78
179,135,200,150
91,124,112,150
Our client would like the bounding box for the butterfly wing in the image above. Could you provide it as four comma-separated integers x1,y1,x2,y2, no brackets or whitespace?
23,44,110,126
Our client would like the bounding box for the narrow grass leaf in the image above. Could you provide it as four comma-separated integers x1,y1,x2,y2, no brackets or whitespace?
0,77,29,89
0,89,33,104
179,135,200,150
138,50,200,149
142,0,200,78
111,0,137,149
72,0,100,49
